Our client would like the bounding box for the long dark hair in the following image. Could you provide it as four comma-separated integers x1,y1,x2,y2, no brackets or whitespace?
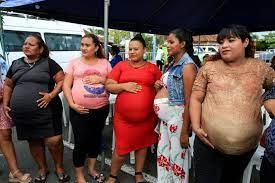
217,24,254,58
28,34,50,58
170,28,194,59
82,33,105,58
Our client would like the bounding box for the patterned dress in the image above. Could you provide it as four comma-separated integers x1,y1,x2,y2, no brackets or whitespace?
154,72,190,183
0,57,13,129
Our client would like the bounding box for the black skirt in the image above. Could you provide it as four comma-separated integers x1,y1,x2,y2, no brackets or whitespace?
11,102,63,140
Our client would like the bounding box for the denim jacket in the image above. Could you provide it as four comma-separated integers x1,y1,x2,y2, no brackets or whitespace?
167,53,196,106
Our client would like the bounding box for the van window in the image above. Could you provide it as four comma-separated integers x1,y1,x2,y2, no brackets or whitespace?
193,46,203,54
208,47,217,52
44,33,81,51
3,30,41,52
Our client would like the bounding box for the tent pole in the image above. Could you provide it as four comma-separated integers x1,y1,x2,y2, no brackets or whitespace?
152,34,156,62
101,0,110,171
0,11,5,59
104,0,110,59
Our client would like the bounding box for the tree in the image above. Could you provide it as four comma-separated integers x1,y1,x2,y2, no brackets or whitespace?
84,27,104,36
251,33,269,51
263,32,275,48
109,29,130,45
251,33,259,40
83,27,167,53
256,40,269,51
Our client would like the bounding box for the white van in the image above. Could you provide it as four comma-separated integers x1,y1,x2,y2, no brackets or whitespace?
198,45,218,55
1,13,97,68
193,45,218,61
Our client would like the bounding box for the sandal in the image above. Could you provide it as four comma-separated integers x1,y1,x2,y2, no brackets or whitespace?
55,172,70,182
34,171,49,183
9,170,32,183
135,172,147,183
89,173,105,183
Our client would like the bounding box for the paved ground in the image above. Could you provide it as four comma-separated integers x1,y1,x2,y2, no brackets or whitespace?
0,123,157,183
0,104,261,183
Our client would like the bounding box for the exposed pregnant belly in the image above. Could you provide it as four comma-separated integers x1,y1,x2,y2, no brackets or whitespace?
155,87,168,99
115,87,155,122
202,115,263,155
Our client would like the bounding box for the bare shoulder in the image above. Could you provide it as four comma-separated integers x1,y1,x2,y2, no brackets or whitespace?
183,63,197,72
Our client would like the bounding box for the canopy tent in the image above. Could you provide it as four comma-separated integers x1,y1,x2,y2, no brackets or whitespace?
0,0,46,56
1,0,275,35
0,0,44,7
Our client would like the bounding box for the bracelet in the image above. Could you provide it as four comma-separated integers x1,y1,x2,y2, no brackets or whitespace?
48,93,53,99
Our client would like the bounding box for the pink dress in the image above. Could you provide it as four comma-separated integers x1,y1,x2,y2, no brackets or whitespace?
0,88,13,129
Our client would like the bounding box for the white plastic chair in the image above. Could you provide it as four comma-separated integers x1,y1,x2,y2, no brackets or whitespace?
242,108,272,183
242,145,265,183
59,92,74,149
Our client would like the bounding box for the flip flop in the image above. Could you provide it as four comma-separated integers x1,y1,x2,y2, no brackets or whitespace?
55,172,70,182
34,171,49,183
89,173,105,183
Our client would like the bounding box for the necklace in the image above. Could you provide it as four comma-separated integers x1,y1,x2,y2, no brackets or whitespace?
128,61,147,69
24,57,39,68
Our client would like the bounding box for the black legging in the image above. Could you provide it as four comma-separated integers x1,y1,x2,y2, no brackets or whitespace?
69,105,109,167
193,136,255,183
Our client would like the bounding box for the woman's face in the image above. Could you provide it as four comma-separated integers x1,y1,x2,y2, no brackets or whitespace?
81,37,98,58
218,36,248,62
129,40,145,62
22,36,43,58
166,33,184,57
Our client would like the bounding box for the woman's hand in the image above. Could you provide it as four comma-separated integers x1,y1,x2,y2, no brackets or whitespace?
122,82,142,93
194,127,214,149
71,103,89,114
180,132,189,148
154,80,164,91
83,75,104,85
37,92,53,108
3,105,12,119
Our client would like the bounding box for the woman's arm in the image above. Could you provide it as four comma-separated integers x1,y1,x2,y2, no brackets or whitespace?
264,99,275,116
105,79,142,94
190,90,214,148
51,70,64,96
3,78,14,119
180,64,197,148
62,73,89,114
82,75,107,85
37,70,64,108
62,73,75,107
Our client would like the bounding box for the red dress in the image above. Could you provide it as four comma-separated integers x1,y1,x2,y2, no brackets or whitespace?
108,61,162,155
